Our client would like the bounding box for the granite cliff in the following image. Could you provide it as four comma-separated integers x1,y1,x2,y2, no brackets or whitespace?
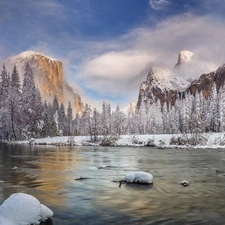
186,64,225,99
6,51,83,114
136,64,189,109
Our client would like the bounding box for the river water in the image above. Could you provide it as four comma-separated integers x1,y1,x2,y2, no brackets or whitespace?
0,143,225,225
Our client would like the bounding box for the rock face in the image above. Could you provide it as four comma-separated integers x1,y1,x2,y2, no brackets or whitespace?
136,66,189,109
186,64,225,99
6,51,83,114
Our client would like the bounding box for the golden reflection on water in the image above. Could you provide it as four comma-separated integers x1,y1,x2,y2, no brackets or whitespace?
22,147,82,207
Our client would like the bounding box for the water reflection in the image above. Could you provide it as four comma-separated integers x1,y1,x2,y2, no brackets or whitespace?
1,144,225,224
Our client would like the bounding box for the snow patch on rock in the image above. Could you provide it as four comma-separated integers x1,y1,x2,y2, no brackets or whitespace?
16,51,58,62
0,193,53,225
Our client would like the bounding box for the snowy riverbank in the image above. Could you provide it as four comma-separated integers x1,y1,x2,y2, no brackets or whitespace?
15,133,225,149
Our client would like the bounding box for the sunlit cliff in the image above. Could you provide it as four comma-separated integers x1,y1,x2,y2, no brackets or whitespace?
6,51,83,115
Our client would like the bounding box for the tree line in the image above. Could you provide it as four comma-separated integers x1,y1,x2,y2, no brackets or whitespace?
0,64,73,140
0,63,224,141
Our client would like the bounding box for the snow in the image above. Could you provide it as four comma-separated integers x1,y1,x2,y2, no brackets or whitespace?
146,66,189,91
124,171,153,184
17,51,58,62
15,132,225,149
6,51,59,74
0,193,53,225
180,180,189,186
40,204,54,222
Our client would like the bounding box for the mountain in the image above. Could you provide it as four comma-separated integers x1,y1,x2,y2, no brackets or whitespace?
136,64,189,109
136,50,222,110
187,64,225,99
5,51,83,114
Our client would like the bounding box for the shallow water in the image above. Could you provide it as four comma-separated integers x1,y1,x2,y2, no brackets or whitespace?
1,143,225,224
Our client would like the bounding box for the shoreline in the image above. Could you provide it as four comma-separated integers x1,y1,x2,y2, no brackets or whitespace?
5,133,225,149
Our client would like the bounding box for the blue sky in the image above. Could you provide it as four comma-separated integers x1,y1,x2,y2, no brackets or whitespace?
1,0,225,108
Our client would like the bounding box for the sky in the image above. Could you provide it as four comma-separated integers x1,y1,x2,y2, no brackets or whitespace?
1,0,225,109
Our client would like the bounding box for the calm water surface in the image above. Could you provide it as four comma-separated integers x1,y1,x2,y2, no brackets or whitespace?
1,143,225,224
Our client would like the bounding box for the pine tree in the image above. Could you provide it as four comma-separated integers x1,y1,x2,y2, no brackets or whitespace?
112,105,126,135
90,108,101,140
66,102,73,136
52,95,60,132
21,63,43,137
40,102,57,137
9,65,22,140
0,64,11,140
101,102,111,135
58,102,66,135
80,104,92,135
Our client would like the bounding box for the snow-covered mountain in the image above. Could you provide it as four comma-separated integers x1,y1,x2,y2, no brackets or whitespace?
5,51,83,114
136,50,223,110
145,66,189,91
137,54,190,109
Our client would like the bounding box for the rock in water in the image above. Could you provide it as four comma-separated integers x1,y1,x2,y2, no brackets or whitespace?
180,180,189,187
124,171,153,184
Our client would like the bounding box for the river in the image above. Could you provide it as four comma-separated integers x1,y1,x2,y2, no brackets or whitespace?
0,143,225,225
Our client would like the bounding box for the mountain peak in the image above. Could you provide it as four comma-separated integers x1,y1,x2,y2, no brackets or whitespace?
6,51,83,114
146,66,189,91
16,51,58,62
175,50,194,67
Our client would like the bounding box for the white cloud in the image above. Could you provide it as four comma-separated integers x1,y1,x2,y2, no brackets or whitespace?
82,50,152,79
149,0,170,10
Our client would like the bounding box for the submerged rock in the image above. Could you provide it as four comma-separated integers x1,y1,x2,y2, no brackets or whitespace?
180,180,189,187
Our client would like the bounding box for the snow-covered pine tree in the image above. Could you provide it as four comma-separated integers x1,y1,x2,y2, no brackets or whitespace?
210,84,220,132
111,105,126,135
0,64,11,140
219,86,225,132
52,95,60,132
137,101,147,134
90,107,101,140
9,65,22,140
40,101,57,137
181,92,192,134
58,102,67,135
73,113,81,135
80,104,92,135
66,102,73,136
21,63,43,137
101,102,111,135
